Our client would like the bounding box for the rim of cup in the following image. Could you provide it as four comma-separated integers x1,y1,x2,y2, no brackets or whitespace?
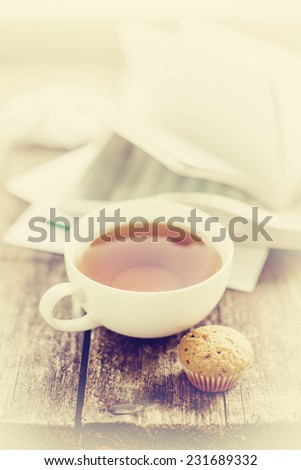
64,199,234,295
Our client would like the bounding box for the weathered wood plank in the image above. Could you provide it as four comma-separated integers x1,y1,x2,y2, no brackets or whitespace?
0,146,83,447
82,249,301,448
82,307,226,430
0,253,83,426
222,250,301,427
82,422,301,450
0,425,78,450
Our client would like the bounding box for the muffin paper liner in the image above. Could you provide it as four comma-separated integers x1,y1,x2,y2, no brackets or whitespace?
183,369,242,392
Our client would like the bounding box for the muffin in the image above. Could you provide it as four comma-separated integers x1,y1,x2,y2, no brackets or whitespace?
178,325,253,392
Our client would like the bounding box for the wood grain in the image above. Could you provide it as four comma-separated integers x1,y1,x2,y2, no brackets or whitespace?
82,422,301,450
222,250,301,427
0,146,83,448
82,307,226,428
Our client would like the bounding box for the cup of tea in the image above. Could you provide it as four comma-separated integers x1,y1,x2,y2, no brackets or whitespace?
39,200,233,338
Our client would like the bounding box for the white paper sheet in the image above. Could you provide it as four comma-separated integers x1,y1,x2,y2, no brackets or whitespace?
5,142,99,205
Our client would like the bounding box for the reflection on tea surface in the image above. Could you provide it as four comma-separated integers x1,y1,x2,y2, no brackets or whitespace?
77,223,222,292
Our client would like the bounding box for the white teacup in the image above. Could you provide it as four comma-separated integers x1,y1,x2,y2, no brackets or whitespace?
39,200,233,338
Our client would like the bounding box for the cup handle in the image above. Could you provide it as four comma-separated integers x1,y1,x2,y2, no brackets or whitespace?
39,282,99,332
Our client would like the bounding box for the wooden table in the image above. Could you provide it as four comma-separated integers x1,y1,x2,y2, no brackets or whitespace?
1,142,301,451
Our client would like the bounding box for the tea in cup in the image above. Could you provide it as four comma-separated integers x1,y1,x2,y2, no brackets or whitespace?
39,200,233,338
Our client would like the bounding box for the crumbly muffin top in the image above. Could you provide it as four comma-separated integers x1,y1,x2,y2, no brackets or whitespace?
178,325,253,376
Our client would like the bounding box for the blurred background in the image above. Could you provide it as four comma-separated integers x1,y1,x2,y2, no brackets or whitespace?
1,0,301,102
1,0,301,247
1,0,301,228
1,0,301,203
